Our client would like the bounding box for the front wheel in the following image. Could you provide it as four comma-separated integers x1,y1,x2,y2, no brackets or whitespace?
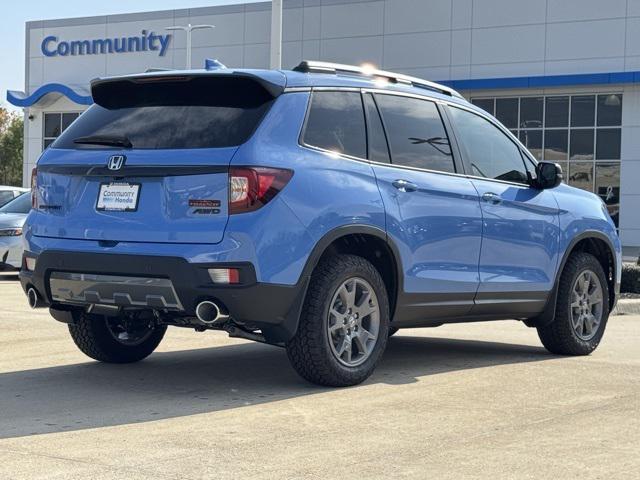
286,254,390,387
537,252,610,356
68,311,167,363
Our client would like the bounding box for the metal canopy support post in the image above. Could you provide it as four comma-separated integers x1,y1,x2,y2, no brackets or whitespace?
270,0,283,70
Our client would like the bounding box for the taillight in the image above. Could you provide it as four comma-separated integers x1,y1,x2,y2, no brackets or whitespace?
31,167,38,210
229,167,293,214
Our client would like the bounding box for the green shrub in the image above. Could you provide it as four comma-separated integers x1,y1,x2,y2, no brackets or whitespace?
621,263,640,294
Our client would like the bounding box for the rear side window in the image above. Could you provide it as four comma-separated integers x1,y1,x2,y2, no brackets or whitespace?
375,94,455,173
302,91,366,159
53,76,274,150
448,106,529,184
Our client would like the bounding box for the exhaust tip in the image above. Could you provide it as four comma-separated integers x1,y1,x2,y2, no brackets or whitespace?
196,301,221,324
27,287,41,309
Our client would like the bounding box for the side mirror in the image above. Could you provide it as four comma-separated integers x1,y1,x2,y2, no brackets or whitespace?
535,162,563,189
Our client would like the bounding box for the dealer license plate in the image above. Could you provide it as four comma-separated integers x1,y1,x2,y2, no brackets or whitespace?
96,183,140,212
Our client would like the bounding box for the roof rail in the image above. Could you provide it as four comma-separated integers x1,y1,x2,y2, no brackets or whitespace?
293,60,464,99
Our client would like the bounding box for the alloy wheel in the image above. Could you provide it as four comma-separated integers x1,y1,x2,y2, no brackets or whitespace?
327,277,380,367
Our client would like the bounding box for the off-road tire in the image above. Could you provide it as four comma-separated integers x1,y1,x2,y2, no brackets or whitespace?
286,254,390,387
537,252,609,355
68,312,167,363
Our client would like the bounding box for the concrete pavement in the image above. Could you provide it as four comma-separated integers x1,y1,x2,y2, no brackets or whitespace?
0,274,639,479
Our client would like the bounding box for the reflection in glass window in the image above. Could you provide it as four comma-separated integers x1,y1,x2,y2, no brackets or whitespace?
520,97,543,128
472,98,494,116
570,129,594,160
495,98,518,129
571,95,596,127
595,162,620,227
519,130,542,160
597,94,622,126
568,162,594,192
545,96,569,127
596,129,621,159
544,130,568,160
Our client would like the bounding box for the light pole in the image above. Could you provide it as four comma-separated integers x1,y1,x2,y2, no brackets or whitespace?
166,24,215,69
270,0,283,69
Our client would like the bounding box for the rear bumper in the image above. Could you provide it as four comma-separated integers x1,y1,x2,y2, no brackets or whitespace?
19,250,309,343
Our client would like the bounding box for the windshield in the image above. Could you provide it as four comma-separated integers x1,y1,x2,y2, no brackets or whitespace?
0,193,31,214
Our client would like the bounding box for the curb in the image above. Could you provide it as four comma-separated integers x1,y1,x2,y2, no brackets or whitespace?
612,299,640,316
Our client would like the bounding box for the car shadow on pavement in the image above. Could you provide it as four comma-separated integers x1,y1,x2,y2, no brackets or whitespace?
0,335,553,439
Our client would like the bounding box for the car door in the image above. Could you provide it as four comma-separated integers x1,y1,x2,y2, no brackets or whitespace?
446,104,561,317
366,92,483,325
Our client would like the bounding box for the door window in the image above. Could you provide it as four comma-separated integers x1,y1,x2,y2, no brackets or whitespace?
302,91,367,159
449,106,529,184
375,94,455,173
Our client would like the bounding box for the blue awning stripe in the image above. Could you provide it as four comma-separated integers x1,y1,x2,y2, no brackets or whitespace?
439,70,640,91
6,83,93,107
7,70,640,108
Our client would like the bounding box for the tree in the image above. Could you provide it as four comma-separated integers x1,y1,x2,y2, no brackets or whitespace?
0,107,24,186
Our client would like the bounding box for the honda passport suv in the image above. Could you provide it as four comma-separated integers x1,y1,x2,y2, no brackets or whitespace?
20,61,622,386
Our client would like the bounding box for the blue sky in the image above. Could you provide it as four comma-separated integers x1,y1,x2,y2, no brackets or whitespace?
0,0,260,111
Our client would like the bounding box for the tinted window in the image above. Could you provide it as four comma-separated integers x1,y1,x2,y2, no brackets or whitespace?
520,97,543,128
303,91,366,159
375,94,454,173
0,191,14,207
363,94,390,163
449,106,528,183
54,76,274,150
0,193,30,214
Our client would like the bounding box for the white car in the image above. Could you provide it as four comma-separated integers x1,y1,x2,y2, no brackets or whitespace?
0,186,29,208
0,193,30,271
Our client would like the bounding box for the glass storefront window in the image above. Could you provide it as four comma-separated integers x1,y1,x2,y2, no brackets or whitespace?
568,162,594,192
471,92,622,227
43,112,80,150
595,162,620,227
545,96,569,127
571,95,596,127
544,130,568,160
570,129,594,160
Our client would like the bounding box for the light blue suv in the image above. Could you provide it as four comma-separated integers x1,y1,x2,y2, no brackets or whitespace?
20,61,622,386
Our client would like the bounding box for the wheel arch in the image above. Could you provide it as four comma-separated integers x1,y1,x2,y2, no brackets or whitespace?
299,225,403,321
526,230,617,328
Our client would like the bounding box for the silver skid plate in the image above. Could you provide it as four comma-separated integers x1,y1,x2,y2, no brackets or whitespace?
49,272,183,310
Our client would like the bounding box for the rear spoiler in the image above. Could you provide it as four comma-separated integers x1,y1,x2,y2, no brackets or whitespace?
90,70,287,109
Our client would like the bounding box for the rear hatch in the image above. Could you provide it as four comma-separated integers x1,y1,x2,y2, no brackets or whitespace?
32,72,283,244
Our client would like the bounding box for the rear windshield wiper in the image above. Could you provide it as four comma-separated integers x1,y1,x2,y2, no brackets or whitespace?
73,135,133,148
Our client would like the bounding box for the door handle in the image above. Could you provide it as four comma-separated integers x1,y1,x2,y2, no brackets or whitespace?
392,179,418,192
482,192,502,204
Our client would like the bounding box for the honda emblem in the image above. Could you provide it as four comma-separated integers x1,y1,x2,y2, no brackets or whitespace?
107,155,126,171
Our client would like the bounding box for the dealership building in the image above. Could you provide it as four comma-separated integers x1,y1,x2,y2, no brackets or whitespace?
6,0,640,254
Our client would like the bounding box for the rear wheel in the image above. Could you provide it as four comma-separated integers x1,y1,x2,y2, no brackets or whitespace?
537,252,609,355
68,311,166,363
286,254,389,387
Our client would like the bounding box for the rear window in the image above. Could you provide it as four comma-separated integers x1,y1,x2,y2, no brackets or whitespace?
302,91,367,159
53,76,274,150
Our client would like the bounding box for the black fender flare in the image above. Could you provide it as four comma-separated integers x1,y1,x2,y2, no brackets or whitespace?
267,224,404,343
525,230,618,328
